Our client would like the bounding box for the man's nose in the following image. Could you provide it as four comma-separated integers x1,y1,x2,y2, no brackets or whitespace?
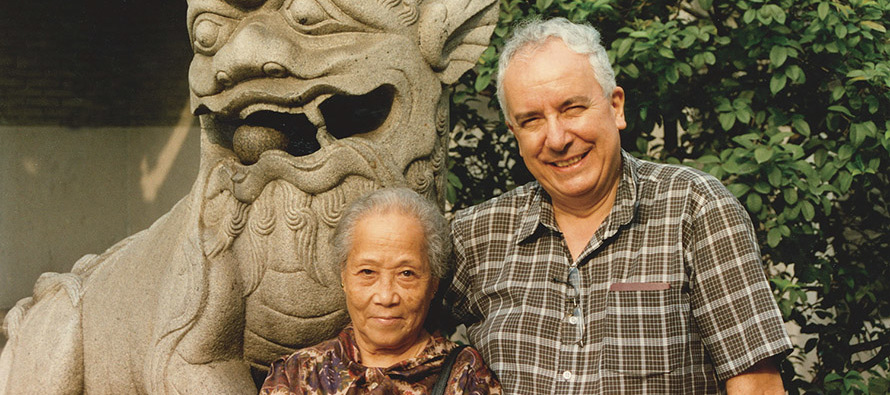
372,276,401,306
543,117,572,152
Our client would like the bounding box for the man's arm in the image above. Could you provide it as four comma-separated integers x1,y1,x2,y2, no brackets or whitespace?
725,357,785,395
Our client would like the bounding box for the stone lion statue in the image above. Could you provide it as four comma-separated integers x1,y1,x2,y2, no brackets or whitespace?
0,0,496,393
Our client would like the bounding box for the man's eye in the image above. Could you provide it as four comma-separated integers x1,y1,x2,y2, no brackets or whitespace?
564,106,586,116
520,118,541,128
399,270,416,277
358,269,375,275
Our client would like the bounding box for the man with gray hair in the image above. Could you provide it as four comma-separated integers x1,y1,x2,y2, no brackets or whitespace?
445,17,792,393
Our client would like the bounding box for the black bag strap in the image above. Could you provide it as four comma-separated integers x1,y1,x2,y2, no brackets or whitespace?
431,344,469,395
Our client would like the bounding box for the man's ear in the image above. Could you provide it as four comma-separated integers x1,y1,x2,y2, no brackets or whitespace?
417,0,498,85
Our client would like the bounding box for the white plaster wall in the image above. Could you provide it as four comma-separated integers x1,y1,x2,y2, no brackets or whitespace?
0,121,200,312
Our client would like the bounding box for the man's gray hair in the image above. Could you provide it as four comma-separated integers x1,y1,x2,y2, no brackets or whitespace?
496,17,617,114
330,187,451,279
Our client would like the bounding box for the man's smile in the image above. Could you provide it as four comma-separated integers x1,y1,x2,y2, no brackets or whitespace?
550,152,587,168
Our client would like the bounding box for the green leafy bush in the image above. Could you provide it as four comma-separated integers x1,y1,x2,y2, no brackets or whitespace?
447,1,890,393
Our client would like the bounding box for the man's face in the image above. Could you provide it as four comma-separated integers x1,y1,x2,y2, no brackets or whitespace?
503,39,626,207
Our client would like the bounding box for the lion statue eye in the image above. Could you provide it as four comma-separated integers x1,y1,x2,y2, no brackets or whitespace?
191,13,237,55
286,0,330,28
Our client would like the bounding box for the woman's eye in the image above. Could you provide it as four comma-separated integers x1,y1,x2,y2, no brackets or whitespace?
399,270,416,277
358,269,375,275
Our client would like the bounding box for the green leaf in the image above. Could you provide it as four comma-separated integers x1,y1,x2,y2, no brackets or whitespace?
818,2,830,20
754,181,772,194
838,144,854,161
617,38,633,58
744,9,756,24
850,123,866,147
698,0,713,10
658,46,675,59
703,52,716,65
535,0,553,10
728,183,751,198
768,227,782,247
861,20,887,33
801,200,815,221
719,113,736,130
784,188,798,204
784,144,805,160
768,166,784,187
770,46,787,67
445,183,457,204
447,172,463,189
666,65,680,83
732,133,760,149
623,63,640,78
827,105,853,117
836,170,853,193
746,193,763,213
831,86,846,101
770,5,786,24
836,24,848,39
770,74,787,94
792,117,811,137
474,72,491,92
755,146,773,163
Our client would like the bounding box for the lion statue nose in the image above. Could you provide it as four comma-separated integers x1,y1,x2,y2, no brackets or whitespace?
212,19,299,89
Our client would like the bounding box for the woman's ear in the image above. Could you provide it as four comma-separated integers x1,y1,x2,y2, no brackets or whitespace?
340,268,346,288
429,278,440,299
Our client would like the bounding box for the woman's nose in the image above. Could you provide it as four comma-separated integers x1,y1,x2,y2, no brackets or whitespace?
371,276,401,306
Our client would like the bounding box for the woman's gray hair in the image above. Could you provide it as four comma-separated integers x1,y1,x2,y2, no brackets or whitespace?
330,188,451,279
496,17,617,113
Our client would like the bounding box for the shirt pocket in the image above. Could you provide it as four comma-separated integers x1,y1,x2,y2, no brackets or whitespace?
601,284,686,376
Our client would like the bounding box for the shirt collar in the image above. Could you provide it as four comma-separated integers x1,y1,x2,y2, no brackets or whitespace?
514,150,640,245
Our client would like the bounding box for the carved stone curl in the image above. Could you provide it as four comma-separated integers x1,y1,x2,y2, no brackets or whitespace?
0,0,496,393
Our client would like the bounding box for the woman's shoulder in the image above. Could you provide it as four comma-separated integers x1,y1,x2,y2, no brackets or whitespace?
453,344,485,366
441,343,503,394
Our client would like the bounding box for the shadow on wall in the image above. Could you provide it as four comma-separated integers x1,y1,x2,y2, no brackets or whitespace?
0,114,201,311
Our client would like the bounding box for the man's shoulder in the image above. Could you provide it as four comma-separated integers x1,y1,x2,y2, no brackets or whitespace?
454,182,538,221
630,155,732,198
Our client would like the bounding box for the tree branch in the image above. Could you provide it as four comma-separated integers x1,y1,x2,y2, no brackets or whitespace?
853,344,890,372
680,3,710,20
849,333,890,354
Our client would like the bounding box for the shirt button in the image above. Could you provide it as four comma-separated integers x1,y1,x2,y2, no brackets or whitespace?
562,370,573,380
568,316,578,325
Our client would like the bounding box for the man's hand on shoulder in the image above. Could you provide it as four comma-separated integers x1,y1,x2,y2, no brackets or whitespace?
725,357,785,395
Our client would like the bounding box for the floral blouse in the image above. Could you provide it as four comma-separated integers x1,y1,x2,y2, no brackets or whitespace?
260,325,502,394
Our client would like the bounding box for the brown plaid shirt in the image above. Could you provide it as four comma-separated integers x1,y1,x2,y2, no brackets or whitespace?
445,151,792,394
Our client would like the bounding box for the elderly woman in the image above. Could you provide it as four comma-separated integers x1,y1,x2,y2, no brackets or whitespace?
260,188,501,394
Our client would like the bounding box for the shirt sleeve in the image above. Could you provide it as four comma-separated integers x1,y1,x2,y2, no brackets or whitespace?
444,213,481,325
444,346,503,395
688,186,792,381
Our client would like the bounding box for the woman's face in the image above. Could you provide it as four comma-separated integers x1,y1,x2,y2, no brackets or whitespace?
341,211,438,358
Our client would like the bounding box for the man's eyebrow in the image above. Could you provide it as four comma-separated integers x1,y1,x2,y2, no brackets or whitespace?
511,110,540,122
561,95,591,107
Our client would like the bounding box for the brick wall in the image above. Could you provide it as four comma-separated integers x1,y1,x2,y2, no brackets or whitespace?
0,1,193,126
